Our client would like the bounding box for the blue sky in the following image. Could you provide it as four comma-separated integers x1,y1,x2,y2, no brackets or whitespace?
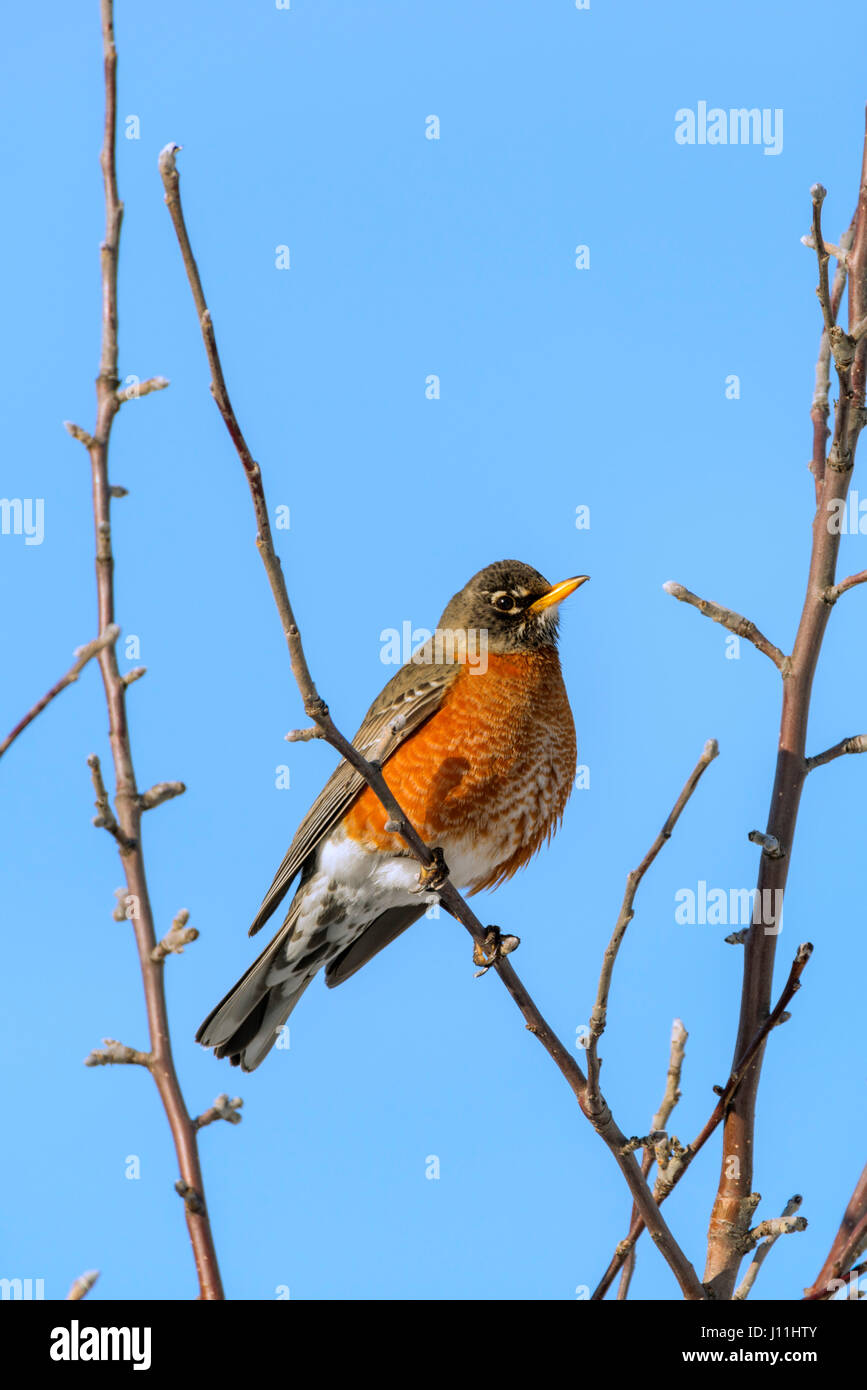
2,0,866,1301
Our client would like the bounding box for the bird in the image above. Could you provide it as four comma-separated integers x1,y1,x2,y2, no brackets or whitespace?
197,559,587,1071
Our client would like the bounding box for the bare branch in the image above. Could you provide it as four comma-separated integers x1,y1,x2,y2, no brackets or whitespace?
116,375,170,403
592,941,813,1299
703,140,867,1296
64,420,95,449
740,1210,808,1254
801,232,849,266
139,780,186,811
748,829,784,857
662,943,812,1199
193,1094,244,1131
733,1196,805,1300
66,1270,100,1301
151,909,199,962
161,143,708,1301
586,742,717,1108
804,1160,867,1300
616,1019,689,1301
285,726,325,743
808,187,858,375
663,582,788,672
810,219,856,494
805,734,867,771
653,1020,689,1133
811,184,835,333
87,753,136,852
823,569,867,602
84,1038,151,1068
0,626,120,762
69,0,225,1299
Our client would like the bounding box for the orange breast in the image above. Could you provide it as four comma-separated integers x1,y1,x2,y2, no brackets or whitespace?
343,647,577,891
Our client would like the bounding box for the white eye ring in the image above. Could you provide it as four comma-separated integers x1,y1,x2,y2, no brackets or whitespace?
491,591,517,613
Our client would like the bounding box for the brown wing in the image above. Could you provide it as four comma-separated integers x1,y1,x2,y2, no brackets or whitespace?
248,655,457,937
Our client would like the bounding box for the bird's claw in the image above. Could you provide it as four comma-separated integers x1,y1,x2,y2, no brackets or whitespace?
473,926,521,977
413,847,449,893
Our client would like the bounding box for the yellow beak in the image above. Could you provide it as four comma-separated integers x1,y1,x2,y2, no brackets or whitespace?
528,575,590,613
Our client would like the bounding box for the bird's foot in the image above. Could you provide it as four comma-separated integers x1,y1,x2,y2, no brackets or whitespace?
473,926,521,977
412,846,450,893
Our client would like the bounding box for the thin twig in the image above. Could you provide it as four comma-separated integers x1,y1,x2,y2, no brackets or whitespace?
801,232,849,266
662,582,788,672
116,375,170,403
70,0,226,1300
66,1270,100,1301
811,219,856,495
139,780,186,811
193,1094,244,1131
652,1021,689,1136
740,1210,808,1254
84,1038,151,1068
0,626,119,761
160,142,708,1301
285,726,325,743
88,752,135,851
151,908,199,961
811,185,835,334
65,420,95,449
823,569,867,602
592,942,813,1299
803,1160,867,1300
703,138,867,1297
805,734,867,771
733,1196,804,1299
586,745,717,1110
660,943,813,1198
616,1019,688,1301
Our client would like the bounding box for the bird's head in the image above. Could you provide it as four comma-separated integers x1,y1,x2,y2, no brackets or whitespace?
437,559,589,655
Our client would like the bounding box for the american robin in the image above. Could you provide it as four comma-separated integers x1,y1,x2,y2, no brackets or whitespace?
197,559,587,1070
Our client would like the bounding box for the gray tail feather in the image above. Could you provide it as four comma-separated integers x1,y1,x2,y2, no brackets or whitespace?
198,902,428,1071
196,905,310,1072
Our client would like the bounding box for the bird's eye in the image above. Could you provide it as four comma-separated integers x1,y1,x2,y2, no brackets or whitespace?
493,593,514,612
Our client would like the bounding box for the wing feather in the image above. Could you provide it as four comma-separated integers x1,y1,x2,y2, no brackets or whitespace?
248,659,454,936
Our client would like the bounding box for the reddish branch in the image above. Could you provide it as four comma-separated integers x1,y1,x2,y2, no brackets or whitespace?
592,942,814,1299
0,626,119,761
59,1,226,1298
585,743,718,1111
159,142,715,1300
810,213,855,501
823,568,867,601
803,1161,867,1300
691,125,867,1298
